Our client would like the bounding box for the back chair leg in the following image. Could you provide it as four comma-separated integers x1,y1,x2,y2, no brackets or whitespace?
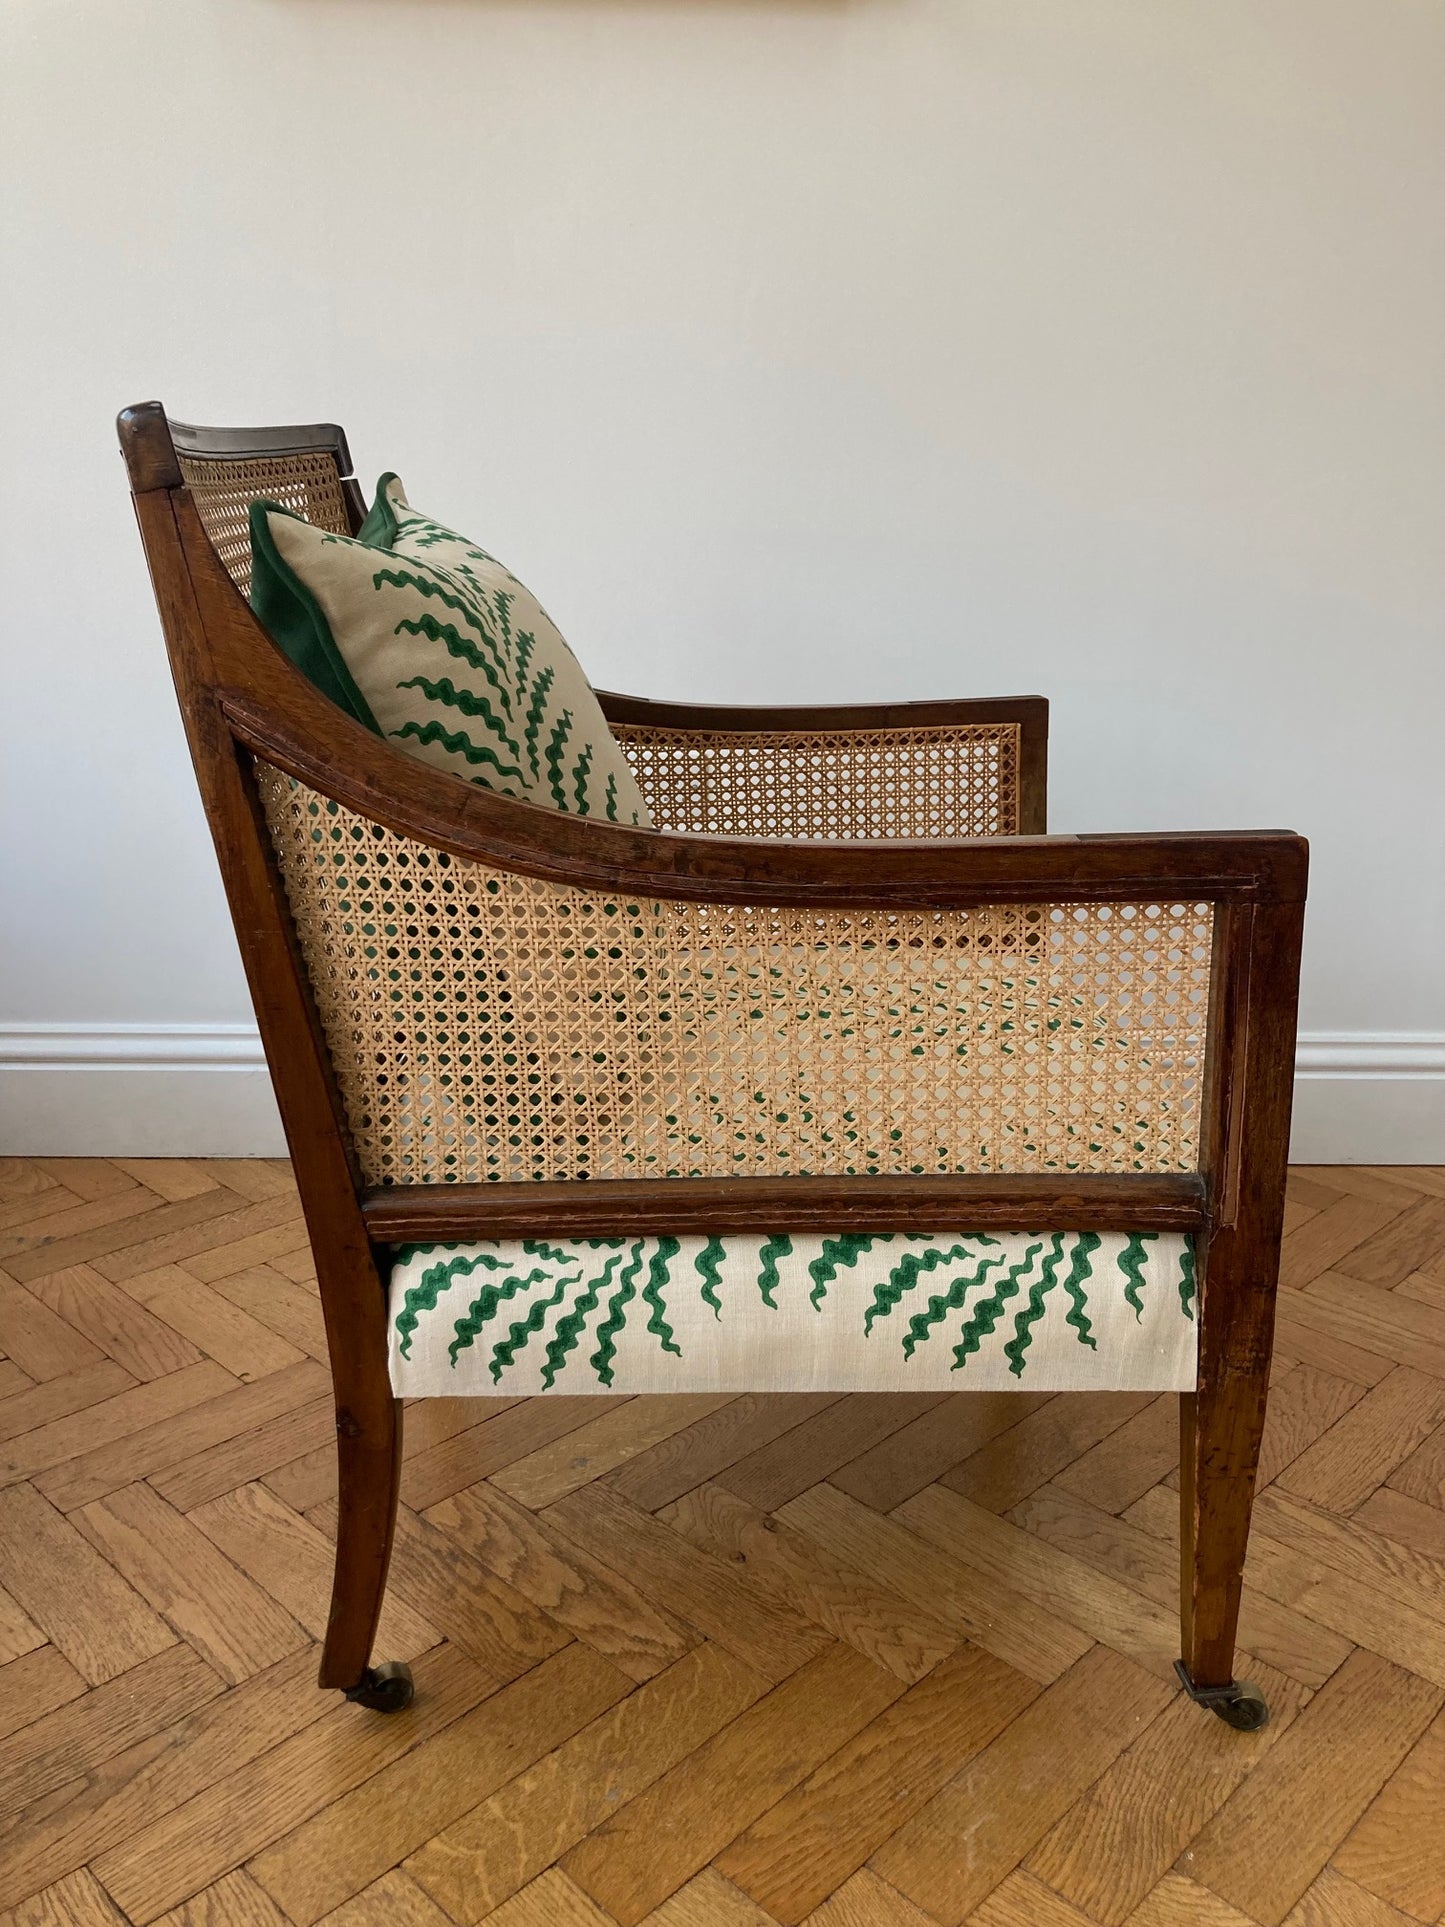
1177,1362,1272,1731
318,1391,411,1710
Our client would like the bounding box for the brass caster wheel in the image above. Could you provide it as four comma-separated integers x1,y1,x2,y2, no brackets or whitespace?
343,1660,414,1713
1174,1660,1268,1731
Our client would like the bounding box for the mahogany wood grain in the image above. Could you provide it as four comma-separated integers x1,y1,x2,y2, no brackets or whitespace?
123,416,401,1694
363,1174,1209,1242
1182,900,1306,1687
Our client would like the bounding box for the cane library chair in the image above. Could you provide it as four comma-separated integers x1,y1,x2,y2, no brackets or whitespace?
119,399,1306,1730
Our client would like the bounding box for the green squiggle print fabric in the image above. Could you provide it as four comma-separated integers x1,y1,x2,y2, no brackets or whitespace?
388,1231,1197,1398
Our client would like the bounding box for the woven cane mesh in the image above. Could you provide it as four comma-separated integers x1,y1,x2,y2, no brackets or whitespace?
258,765,1213,1188
176,452,351,595
613,722,1021,840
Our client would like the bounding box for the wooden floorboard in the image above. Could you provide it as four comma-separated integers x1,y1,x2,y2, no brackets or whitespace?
1,1159,1444,1927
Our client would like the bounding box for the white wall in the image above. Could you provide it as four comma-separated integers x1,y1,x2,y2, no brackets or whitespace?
2,0,1442,1160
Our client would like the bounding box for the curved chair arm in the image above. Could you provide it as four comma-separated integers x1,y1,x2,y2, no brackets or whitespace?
139,461,1304,939
226,680,1302,909
142,452,1301,909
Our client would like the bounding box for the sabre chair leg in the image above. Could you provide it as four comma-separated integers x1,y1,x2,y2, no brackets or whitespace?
319,1389,411,1712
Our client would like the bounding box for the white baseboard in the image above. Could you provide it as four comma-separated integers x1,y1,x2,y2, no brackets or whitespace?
2,1024,1442,1163
0,1025,287,1157
1289,1033,1445,1163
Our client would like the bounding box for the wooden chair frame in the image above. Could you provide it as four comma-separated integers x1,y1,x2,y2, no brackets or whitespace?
118,400,1307,1728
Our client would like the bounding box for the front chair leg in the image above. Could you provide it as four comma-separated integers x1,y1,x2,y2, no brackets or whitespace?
318,1394,411,1711
1177,1368,1271,1731
1175,896,1300,1733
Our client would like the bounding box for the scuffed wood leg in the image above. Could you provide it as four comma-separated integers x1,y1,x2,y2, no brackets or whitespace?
1176,899,1303,1732
1178,1326,1272,1731
1179,1376,1265,1688
1179,1226,1275,1695
319,1390,405,1701
313,1240,410,1710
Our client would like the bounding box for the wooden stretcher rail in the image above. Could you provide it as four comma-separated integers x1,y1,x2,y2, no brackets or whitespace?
361,1173,1210,1242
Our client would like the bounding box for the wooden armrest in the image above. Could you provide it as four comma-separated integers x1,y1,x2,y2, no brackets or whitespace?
158,463,1292,907
225,685,1304,909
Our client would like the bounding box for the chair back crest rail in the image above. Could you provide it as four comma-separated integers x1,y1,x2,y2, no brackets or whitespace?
117,402,1305,1264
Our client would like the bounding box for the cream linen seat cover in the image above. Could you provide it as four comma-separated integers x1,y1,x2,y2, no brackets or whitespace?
387,1229,1196,1397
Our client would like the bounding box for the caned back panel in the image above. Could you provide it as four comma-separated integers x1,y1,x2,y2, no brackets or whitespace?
614,721,1021,840
176,451,351,596
258,764,1213,1188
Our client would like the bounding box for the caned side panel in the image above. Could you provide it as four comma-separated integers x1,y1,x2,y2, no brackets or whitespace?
258,766,1212,1189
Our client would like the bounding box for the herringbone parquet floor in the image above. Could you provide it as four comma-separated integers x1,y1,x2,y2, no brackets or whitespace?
3,1159,1445,1927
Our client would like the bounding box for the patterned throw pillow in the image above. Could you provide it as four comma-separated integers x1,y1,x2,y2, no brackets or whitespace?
248,474,652,825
